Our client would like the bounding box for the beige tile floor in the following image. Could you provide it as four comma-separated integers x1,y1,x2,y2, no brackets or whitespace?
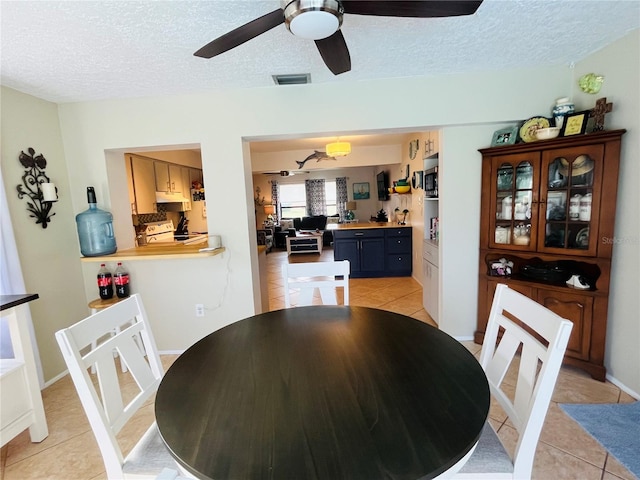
1,247,637,479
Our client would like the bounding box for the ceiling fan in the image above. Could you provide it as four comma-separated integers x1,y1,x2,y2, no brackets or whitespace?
263,170,309,176
194,0,483,75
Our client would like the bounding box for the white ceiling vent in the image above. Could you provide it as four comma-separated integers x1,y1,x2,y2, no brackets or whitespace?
272,73,311,86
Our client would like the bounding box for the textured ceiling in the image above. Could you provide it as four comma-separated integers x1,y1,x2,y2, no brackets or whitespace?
1,0,638,105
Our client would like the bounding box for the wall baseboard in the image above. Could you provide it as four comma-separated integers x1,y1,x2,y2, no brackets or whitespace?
606,373,640,401
43,369,68,389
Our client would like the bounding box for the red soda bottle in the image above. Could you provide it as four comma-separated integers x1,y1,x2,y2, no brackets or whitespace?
114,262,130,298
97,263,113,299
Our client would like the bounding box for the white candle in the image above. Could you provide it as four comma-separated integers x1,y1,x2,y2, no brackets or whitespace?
41,183,58,202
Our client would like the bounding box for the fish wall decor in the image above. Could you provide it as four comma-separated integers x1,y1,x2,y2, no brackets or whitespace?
296,151,337,169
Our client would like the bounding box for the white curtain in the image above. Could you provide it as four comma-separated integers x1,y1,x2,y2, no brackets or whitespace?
0,168,44,386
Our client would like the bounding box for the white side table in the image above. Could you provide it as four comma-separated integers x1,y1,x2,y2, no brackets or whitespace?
0,294,48,447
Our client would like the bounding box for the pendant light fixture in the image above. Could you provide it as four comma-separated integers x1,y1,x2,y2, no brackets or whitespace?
325,139,351,157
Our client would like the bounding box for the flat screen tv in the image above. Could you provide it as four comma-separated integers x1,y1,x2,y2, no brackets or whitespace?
377,171,389,201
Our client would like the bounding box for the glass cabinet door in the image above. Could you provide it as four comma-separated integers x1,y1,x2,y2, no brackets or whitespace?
538,145,603,256
490,153,539,250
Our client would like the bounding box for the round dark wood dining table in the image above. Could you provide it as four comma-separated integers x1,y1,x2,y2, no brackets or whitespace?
155,306,489,480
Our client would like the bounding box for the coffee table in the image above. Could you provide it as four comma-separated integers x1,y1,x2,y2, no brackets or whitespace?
286,232,323,255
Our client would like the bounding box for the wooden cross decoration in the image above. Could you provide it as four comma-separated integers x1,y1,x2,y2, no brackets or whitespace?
590,97,613,131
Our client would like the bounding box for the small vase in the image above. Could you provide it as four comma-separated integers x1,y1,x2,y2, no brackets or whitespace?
552,98,575,129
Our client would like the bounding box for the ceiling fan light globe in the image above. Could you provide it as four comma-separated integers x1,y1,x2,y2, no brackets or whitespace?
284,0,343,40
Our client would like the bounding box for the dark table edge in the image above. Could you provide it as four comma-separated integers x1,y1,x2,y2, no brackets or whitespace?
0,294,40,311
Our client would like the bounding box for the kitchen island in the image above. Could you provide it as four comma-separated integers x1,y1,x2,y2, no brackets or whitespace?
332,223,412,278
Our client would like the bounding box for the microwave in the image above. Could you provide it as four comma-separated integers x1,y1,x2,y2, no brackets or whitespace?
424,166,438,198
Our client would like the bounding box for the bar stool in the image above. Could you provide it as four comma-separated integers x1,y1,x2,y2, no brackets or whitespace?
88,297,127,373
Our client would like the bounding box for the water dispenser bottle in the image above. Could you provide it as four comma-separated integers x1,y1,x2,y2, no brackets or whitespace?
76,187,117,256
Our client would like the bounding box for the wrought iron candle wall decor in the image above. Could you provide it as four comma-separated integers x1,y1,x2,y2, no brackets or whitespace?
16,147,58,228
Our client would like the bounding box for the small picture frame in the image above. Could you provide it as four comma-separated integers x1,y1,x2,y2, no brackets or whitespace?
561,111,589,136
353,182,370,200
491,126,518,147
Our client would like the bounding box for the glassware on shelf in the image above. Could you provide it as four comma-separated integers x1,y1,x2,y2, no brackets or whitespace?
497,165,513,190
513,223,531,246
515,163,533,190
502,196,513,220
546,191,567,221
579,193,592,221
548,157,569,188
569,194,582,220
495,226,511,244
545,224,566,248
514,191,531,220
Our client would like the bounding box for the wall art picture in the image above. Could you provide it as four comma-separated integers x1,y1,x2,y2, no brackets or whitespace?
491,126,518,146
353,182,370,200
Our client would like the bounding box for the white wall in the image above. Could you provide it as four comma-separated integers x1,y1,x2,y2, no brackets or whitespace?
0,87,88,381
438,124,501,337
55,64,569,354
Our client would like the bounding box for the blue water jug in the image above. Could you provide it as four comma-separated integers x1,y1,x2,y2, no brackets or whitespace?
76,187,117,256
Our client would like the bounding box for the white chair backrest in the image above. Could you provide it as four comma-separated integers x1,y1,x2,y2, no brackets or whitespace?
282,260,350,307
480,284,573,478
55,294,164,479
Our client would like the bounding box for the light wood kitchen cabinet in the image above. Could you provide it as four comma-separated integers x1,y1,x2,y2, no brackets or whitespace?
180,167,191,211
476,130,625,381
129,155,157,214
155,161,183,194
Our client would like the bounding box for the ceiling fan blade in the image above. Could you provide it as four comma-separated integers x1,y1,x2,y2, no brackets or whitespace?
194,9,284,58
315,30,351,75
341,1,483,18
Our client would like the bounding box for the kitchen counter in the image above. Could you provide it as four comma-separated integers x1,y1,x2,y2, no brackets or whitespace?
80,243,225,262
328,222,411,230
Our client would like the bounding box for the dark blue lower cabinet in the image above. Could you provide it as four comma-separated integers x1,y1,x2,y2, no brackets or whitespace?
333,238,362,272
333,227,411,278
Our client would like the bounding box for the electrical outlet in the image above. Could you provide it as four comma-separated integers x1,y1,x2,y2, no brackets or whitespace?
195,304,205,317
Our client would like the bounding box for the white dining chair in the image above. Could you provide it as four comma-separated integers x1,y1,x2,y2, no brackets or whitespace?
282,260,350,307
55,294,186,479
454,284,573,480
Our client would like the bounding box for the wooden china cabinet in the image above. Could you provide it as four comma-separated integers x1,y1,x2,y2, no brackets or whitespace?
476,129,625,381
